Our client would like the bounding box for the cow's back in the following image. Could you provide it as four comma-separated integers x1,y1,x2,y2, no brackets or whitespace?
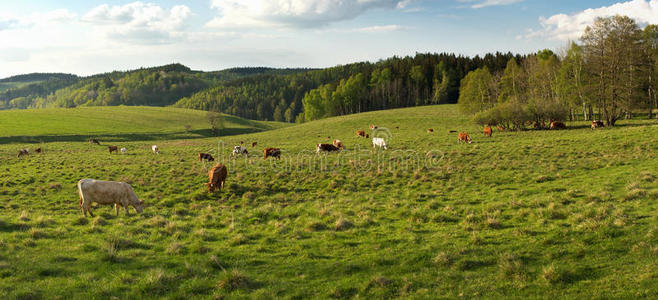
78,179,129,205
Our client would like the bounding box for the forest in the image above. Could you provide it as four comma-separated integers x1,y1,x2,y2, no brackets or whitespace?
459,16,658,128
2,15,655,125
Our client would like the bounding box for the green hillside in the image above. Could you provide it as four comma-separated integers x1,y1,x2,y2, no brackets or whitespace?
0,106,290,143
0,104,656,298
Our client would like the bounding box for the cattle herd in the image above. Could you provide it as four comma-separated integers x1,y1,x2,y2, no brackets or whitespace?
13,119,608,218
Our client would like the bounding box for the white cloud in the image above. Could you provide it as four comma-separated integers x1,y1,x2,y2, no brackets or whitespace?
207,0,411,29
523,0,658,41
458,0,523,9
82,2,191,44
352,24,409,33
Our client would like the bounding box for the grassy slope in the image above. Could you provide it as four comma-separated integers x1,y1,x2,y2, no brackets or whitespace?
0,105,656,298
0,106,289,143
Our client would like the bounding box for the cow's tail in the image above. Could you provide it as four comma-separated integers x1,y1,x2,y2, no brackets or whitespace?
77,180,85,208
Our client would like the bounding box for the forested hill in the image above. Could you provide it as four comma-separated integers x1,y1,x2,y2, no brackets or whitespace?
0,73,78,93
0,53,522,121
0,64,310,110
174,52,523,122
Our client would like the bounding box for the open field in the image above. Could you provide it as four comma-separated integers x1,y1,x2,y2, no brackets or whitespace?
0,106,289,144
0,104,657,298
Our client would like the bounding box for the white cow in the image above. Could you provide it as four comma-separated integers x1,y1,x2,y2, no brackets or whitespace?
232,145,249,156
120,147,127,154
372,137,388,150
152,145,159,154
77,179,145,217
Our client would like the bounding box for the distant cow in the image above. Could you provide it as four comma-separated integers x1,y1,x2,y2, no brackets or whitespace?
264,147,281,159
533,121,546,129
356,130,366,138
449,130,457,133
152,145,159,154
372,137,388,150
427,128,434,133
35,148,42,154
316,143,341,154
370,124,377,130
251,142,257,147
206,163,227,192
120,148,127,154
77,179,144,217
198,152,215,161
497,125,504,132
89,139,100,145
458,133,472,144
550,121,566,130
232,145,249,156
591,120,604,129
333,139,344,150
17,149,29,158
108,146,118,154
483,126,492,137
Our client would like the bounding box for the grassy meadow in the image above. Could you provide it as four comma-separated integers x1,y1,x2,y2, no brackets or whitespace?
0,104,656,298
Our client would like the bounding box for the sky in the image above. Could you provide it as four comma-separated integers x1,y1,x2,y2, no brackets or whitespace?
1,0,657,78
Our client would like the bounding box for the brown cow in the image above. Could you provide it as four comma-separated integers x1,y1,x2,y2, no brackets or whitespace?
251,142,257,147
333,139,345,150
356,130,367,138
427,128,434,133
89,139,100,145
369,124,377,130
591,120,604,129
264,148,281,159
497,125,504,132
550,121,566,130
198,152,215,161
317,143,341,154
108,146,118,154
458,133,472,144
17,149,29,157
206,163,227,192
483,126,492,137
35,148,42,154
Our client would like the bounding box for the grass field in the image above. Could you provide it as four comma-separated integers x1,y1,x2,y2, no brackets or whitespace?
0,106,289,144
0,104,656,299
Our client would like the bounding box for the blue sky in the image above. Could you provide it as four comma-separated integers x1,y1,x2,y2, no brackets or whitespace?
0,0,656,78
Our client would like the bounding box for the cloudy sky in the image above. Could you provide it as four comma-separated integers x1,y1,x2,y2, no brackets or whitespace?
1,0,657,78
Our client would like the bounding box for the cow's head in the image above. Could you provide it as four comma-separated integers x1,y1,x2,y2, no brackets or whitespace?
134,200,145,213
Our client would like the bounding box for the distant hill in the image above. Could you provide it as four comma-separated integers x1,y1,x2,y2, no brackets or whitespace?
0,106,290,143
0,73,78,93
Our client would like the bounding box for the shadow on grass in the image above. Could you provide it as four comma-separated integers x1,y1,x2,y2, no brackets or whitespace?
0,127,270,144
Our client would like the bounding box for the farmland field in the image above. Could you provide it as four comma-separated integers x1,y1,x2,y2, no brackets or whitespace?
0,104,657,298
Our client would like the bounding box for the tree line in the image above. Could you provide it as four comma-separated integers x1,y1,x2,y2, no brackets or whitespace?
458,16,658,128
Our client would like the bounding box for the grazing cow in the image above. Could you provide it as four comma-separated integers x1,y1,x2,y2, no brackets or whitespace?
264,147,281,159
497,125,504,132
356,130,367,138
89,139,100,145
550,121,566,130
152,145,159,154
120,148,127,154
316,143,341,154
108,146,118,154
240,141,244,145
206,163,228,192
369,124,377,130
77,179,144,217
458,133,472,144
427,128,434,133
483,126,492,137
251,142,257,147
333,139,345,150
591,120,604,129
17,149,29,158
198,152,215,161
35,148,42,154
372,137,388,150
395,126,399,129
232,145,249,156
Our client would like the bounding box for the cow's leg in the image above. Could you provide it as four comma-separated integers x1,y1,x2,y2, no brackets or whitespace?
87,204,95,218
124,205,130,215
115,203,120,216
221,180,225,189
